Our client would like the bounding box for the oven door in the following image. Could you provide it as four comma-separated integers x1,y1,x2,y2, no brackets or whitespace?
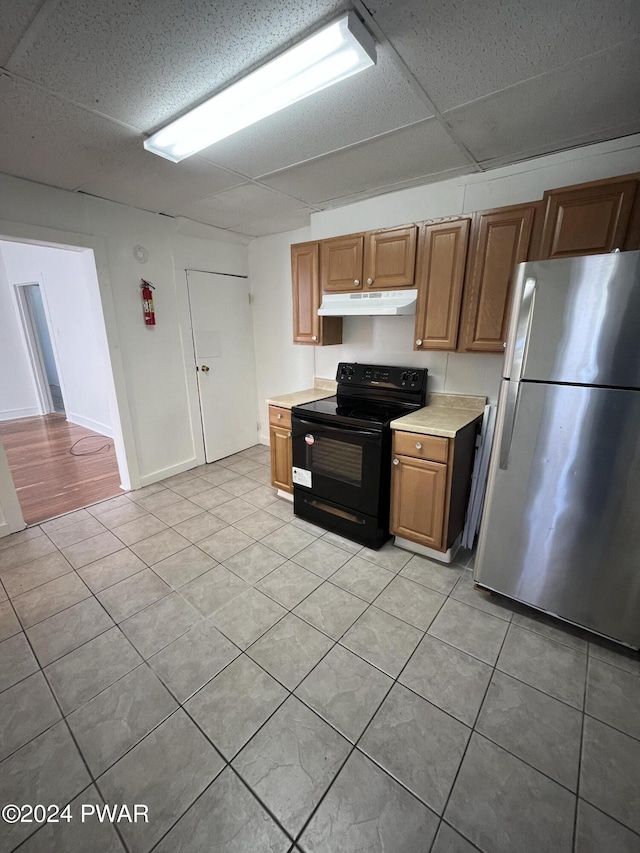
291,415,385,517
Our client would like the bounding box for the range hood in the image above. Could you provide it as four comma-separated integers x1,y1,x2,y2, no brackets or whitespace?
317,289,418,316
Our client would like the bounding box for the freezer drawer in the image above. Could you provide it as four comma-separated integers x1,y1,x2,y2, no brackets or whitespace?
475,380,640,647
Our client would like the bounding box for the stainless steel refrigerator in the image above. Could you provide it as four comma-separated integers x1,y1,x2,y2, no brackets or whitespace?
475,251,640,648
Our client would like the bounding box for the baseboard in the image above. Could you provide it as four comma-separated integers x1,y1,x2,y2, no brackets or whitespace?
66,412,113,438
393,533,462,565
138,458,199,488
0,407,41,421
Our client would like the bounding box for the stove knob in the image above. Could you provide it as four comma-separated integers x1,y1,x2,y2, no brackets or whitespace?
411,372,419,382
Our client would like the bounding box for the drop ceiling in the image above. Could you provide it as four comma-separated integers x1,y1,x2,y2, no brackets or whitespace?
1,0,639,237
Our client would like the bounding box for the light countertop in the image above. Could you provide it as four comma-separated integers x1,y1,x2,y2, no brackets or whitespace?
391,392,486,438
266,379,336,409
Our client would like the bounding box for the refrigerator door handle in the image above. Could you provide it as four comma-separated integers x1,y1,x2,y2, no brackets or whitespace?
499,380,521,470
511,277,537,382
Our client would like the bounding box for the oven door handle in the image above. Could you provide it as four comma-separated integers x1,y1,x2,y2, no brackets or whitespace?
292,416,380,439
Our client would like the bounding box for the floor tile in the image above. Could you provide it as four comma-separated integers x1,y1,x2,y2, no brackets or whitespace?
92,499,148,530
198,527,255,562
41,511,91,532
589,639,640,677
476,670,582,790
264,499,295,521
293,582,368,640
445,733,575,853
232,509,286,539
511,607,589,651
233,696,350,837
330,555,394,602
17,784,123,853
189,486,235,510
220,474,264,496
399,633,492,726
46,516,107,549
0,632,38,692
88,494,134,517
341,607,423,678
223,541,286,583
358,541,412,573
575,799,640,853
111,514,168,546
585,656,640,740
185,655,287,759
161,470,198,486
169,476,215,498
262,524,317,559
247,613,334,690
256,561,323,609
180,564,249,616
226,458,263,475
0,535,57,572
151,544,216,588
130,528,191,564
76,547,147,593
98,709,224,853
0,671,61,761
0,599,21,641
172,512,227,543
400,553,462,595
291,538,351,578
200,468,242,487
428,598,509,665
211,587,287,649
431,822,479,853
68,664,177,776
321,530,362,555
298,749,439,853
154,766,290,853
12,571,91,628
210,497,258,524
291,517,331,537
450,570,514,621
497,624,587,709
26,596,114,667
374,575,446,631
61,531,124,569
0,722,91,853
97,569,171,622
580,715,640,834
295,644,392,742
152,498,204,526
44,626,142,714
0,584,6,602
0,550,72,598
125,482,167,502
243,484,278,507
0,526,43,552
133,488,183,512
148,620,239,702
120,592,202,658
360,683,470,814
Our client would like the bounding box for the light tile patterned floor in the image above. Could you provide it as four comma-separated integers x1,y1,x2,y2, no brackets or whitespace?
1,443,640,852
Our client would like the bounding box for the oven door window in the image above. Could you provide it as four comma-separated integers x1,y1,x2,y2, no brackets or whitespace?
311,436,363,487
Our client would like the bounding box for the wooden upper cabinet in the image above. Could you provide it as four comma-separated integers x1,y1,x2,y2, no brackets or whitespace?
458,203,537,353
320,234,364,292
364,225,418,290
414,218,470,351
537,179,638,259
291,241,342,345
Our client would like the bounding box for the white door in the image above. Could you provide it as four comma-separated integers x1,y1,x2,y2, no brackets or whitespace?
0,443,25,537
186,270,259,462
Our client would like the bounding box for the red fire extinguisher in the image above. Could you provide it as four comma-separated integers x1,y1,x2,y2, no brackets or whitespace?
141,279,156,326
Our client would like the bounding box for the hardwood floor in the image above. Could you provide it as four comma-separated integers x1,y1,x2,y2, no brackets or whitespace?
0,415,122,524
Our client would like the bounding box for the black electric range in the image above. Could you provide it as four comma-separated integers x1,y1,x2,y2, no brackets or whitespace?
291,362,428,549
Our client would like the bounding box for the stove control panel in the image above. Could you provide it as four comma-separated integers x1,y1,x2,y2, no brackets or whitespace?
336,363,427,392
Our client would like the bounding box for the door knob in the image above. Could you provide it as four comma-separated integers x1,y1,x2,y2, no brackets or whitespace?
200,365,210,372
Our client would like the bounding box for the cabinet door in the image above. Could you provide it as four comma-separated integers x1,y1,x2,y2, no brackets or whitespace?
291,242,342,345
390,454,447,550
414,219,470,351
320,234,364,292
269,425,292,494
458,204,537,353
364,225,418,290
538,180,637,259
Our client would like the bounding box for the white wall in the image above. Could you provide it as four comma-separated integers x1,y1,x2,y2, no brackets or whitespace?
0,174,249,488
251,134,640,430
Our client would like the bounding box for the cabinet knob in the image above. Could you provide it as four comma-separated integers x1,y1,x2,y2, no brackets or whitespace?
311,335,317,341
354,279,361,287
277,413,282,419
415,442,422,450
393,458,399,466
287,431,291,438
503,341,507,349
415,339,423,346
367,278,373,285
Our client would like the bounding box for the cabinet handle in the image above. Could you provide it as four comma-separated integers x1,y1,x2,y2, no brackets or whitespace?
416,339,423,346
311,335,317,341
354,279,361,287
415,442,422,450
277,413,282,419
367,278,373,285
393,458,399,466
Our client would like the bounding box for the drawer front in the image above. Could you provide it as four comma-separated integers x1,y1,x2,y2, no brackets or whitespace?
269,406,292,429
393,431,448,463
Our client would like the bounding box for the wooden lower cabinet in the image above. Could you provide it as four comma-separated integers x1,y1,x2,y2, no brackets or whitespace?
269,406,292,494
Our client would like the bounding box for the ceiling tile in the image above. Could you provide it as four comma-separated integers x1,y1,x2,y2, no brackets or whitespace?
9,0,349,129
444,38,640,164
259,119,472,205
198,47,431,177
228,207,315,237
76,144,242,212
175,184,313,231
0,0,42,65
372,0,640,110
0,75,138,190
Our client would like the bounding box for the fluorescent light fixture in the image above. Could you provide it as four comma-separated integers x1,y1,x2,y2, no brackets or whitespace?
143,12,376,163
